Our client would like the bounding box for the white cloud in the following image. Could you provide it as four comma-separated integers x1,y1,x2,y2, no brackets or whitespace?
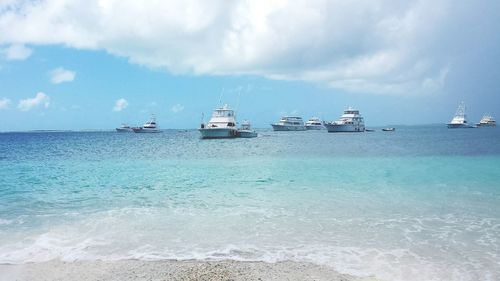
1,44,32,60
0,97,11,109
0,1,497,94
50,67,76,84
171,103,184,113
113,98,128,111
18,92,50,111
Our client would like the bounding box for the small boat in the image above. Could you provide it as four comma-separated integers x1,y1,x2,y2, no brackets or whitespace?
271,116,306,131
116,124,133,132
365,129,375,132
324,107,365,132
476,114,496,127
133,115,160,133
305,117,324,130
447,102,475,128
382,127,395,132
199,104,238,139
238,120,258,138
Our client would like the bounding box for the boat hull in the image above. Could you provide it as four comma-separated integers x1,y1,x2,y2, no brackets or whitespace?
271,124,306,131
199,128,238,139
324,123,365,132
305,125,324,130
476,123,496,127
238,130,258,138
132,128,160,133
116,128,133,132
447,123,475,129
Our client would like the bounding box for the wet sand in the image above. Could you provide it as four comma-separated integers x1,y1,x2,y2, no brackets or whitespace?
0,260,379,281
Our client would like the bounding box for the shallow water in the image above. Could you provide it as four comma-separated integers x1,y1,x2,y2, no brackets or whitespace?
1,126,500,281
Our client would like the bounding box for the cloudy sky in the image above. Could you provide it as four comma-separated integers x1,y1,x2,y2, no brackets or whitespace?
0,0,499,130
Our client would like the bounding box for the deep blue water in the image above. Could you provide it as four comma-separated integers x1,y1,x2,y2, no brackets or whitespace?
1,126,499,281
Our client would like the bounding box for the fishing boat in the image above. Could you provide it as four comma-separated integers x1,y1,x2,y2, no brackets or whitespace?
238,120,258,138
447,102,474,128
116,124,133,132
199,104,238,139
132,115,160,133
476,114,496,127
324,107,365,132
382,127,395,132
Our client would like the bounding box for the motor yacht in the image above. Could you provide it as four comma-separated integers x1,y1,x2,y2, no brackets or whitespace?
133,115,160,133
324,107,365,132
271,116,306,131
476,114,496,127
116,124,133,132
305,117,324,130
199,104,238,138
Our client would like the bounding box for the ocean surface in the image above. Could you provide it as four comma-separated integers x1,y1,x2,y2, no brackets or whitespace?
1,126,499,281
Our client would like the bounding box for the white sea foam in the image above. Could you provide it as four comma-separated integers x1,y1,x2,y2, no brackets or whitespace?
1,206,499,281
0,219,13,225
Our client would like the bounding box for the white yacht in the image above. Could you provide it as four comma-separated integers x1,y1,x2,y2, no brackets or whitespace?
324,107,365,132
305,117,324,130
447,102,474,128
238,120,258,138
116,124,133,132
199,104,238,138
476,114,496,127
271,116,306,131
133,115,160,133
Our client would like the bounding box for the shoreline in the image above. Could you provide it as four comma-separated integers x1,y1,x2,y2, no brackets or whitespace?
0,259,378,281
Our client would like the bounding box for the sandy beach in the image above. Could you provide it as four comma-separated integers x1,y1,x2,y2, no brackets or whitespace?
0,260,378,281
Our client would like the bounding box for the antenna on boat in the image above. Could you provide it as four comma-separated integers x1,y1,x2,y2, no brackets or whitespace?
234,87,242,123
218,88,225,107
235,87,242,113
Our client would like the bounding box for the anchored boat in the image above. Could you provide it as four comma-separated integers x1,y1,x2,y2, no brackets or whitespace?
324,107,365,132
238,120,258,138
199,104,238,139
476,114,496,127
447,102,474,128
133,115,160,133
271,116,306,131
116,124,133,132
305,117,324,130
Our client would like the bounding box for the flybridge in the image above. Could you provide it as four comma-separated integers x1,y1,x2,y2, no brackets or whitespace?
199,104,257,139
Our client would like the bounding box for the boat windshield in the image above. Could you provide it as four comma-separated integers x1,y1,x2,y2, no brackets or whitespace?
213,109,234,117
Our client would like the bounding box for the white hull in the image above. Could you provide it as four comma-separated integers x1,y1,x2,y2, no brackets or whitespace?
477,123,496,127
271,124,306,131
238,130,258,138
447,123,475,129
116,128,133,132
199,128,238,139
132,128,160,133
324,123,365,132
305,125,324,130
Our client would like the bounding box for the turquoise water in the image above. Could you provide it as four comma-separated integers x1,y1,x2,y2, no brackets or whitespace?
1,126,500,281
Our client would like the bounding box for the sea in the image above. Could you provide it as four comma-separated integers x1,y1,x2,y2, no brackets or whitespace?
0,126,499,281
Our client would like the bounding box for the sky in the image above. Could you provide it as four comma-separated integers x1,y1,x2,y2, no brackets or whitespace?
0,0,499,131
